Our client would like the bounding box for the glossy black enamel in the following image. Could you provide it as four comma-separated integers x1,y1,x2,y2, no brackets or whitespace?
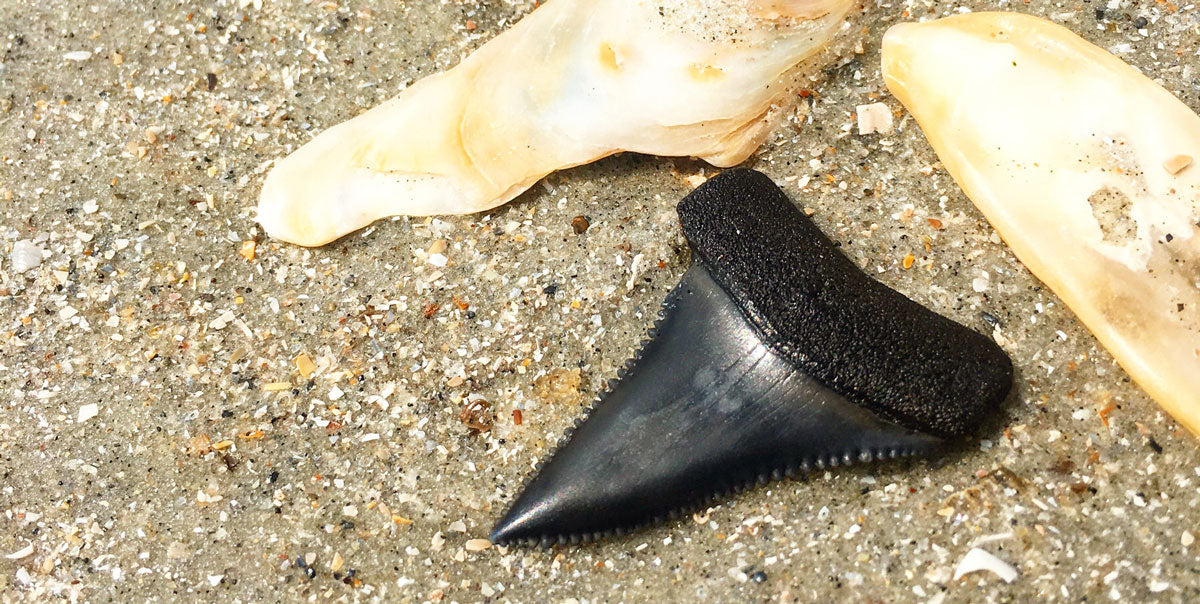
490,262,946,546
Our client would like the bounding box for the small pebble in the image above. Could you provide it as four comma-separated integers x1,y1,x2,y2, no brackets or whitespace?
972,271,991,293
465,538,492,552
294,353,316,377
77,403,99,423
856,102,894,135
571,215,590,234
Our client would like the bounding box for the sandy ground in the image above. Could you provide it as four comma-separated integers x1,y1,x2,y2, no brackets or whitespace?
1,0,1198,601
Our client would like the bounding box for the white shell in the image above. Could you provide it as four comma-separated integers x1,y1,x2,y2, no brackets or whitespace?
5,544,34,560
9,240,44,274
953,548,1018,583
883,13,1200,434
258,0,853,246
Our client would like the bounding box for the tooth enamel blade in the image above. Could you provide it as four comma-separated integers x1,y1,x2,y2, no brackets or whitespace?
490,170,1012,545
257,0,854,246
882,13,1200,435
490,261,943,546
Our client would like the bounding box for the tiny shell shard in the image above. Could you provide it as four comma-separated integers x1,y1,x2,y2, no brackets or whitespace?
883,13,1200,434
257,0,854,246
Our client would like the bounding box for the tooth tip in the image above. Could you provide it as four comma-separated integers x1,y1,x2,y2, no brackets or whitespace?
486,527,509,546
487,514,523,547
489,492,563,547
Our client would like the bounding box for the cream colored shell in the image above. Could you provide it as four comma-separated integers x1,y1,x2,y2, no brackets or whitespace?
258,0,853,246
883,13,1200,434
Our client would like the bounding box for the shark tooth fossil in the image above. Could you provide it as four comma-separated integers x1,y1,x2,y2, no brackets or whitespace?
882,13,1200,435
490,169,1012,546
257,0,855,246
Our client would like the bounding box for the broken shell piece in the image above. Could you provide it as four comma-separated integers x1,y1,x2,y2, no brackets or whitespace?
258,0,854,246
490,170,1012,546
953,548,1019,583
856,102,893,135
5,544,34,560
883,13,1200,435
1164,154,1193,176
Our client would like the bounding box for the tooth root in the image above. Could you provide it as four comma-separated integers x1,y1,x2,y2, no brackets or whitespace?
257,0,855,247
882,12,1200,435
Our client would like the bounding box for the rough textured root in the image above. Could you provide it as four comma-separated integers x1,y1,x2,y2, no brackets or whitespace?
493,443,936,548
677,169,1012,437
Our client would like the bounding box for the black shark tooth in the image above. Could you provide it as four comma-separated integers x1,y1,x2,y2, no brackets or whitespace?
490,169,1012,546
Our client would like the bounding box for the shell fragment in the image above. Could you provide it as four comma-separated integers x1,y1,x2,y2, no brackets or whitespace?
953,548,1019,584
883,13,1200,434
258,0,854,246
